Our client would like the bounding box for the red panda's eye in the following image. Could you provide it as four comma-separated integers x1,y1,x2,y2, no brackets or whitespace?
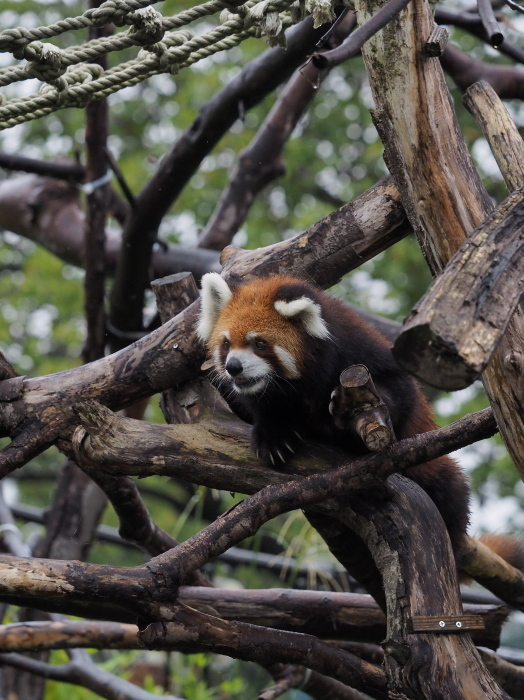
254,339,267,351
223,338,230,351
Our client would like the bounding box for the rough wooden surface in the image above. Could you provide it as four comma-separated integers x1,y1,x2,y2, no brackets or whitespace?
220,176,410,289
464,81,524,192
332,476,511,699
393,186,524,389
329,365,395,450
463,80,524,480
352,0,524,478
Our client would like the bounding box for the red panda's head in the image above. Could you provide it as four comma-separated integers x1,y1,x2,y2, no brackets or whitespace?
197,273,330,395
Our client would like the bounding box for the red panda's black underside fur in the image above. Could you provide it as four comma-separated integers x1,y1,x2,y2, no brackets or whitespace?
205,276,470,556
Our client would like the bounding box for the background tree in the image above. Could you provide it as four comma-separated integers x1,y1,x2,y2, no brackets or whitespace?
0,0,524,697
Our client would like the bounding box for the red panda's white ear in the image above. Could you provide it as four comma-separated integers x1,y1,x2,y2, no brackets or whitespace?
197,273,232,342
274,297,330,339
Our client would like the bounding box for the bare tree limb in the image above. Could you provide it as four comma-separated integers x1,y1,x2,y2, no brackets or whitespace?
0,650,182,700
441,44,524,98
312,0,414,69
353,0,524,477
393,186,524,389
0,174,220,280
109,17,332,339
198,12,357,251
0,177,409,472
140,603,388,699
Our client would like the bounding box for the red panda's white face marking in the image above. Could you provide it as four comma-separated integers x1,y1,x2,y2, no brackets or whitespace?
198,273,330,395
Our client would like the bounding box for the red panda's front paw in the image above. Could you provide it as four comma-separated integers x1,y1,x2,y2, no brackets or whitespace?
251,424,302,468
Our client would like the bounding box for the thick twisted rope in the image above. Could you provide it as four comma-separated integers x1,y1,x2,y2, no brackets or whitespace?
0,0,246,88
0,0,334,130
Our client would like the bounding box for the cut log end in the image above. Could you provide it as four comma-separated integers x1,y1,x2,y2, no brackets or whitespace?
393,327,481,391
330,364,395,451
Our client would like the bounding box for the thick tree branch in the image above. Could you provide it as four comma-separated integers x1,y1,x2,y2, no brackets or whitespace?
353,0,524,477
0,174,220,280
73,403,497,587
463,80,524,192
441,44,524,99
109,17,331,338
0,620,139,651
0,176,409,473
393,185,524,389
140,603,388,699
198,13,357,251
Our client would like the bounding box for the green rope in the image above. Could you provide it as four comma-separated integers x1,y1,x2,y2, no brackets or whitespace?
0,0,242,88
0,0,330,131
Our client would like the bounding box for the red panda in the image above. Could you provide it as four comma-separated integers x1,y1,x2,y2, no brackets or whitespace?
196,272,513,562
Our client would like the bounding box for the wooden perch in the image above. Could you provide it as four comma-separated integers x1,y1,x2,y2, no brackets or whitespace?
352,0,524,476
329,365,395,450
392,186,524,389
463,80,524,192
425,25,449,57
0,591,506,651
0,176,410,476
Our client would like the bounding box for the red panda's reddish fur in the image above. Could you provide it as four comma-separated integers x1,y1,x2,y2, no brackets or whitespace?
201,273,524,570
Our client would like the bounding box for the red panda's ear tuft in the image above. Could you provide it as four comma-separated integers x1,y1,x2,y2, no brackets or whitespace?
197,273,232,342
274,297,330,339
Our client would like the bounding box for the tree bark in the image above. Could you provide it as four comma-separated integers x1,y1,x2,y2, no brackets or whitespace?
352,0,524,475
393,186,524,389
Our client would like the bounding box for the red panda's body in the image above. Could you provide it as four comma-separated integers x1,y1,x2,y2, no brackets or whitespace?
198,273,470,554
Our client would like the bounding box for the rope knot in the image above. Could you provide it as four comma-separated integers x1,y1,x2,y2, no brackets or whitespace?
305,0,336,27
44,64,104,108
128,7,165,46
26,43,66,82
244,1,286,46
90,0,127,28
0,27,34,57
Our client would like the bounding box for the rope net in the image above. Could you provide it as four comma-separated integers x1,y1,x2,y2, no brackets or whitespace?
0,0,337,131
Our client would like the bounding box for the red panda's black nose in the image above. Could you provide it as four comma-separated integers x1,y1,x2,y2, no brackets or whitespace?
225,357,243,377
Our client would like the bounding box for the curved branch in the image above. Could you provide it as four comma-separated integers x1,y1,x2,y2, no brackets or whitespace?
198,13,357,251
0,177,409,472
109,17,330,336
312,0,413,69
0,650,182,700
441,44,524,99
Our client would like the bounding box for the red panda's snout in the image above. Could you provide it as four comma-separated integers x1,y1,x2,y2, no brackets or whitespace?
198,273,331,398
221,345,273,395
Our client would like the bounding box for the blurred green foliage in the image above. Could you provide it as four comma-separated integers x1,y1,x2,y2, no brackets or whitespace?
1,0,524,695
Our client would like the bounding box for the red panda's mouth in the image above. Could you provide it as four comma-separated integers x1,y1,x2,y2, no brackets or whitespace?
231,375,268,394
233,375,263,387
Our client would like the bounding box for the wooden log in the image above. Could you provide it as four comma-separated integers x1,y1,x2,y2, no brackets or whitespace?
324,476,511,700
0,177,409,476
392,186,524,389
151,272,222,425
180,587,508,650
425,25,449,57
352,0,524,476
463,80,524,193
329,365,395,450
